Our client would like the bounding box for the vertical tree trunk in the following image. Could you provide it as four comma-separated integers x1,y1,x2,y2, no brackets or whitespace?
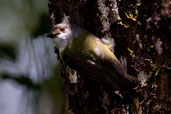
48,0,171,113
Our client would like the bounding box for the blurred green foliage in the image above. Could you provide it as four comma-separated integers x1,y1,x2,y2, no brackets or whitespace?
0,0,50,44
0,43,16,60
0,1,64,114
33,13,51,37
1,73,41,90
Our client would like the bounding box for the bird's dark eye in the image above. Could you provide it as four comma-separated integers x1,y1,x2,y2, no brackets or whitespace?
60,27,65,31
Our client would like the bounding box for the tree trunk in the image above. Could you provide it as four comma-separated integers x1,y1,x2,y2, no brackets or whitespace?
48,0,171,113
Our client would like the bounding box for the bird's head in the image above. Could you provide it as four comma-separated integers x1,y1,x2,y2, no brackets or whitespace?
47,15,72,40
47,23,72,40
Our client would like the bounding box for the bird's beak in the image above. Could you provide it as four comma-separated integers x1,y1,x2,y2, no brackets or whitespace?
46,33,57,39
47,28,61,39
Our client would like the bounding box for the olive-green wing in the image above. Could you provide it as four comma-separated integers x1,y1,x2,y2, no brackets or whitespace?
92,37,127,76
93,37,138,83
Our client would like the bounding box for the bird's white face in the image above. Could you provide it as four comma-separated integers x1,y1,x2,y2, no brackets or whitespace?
47,23,72,52
52,23,72,40
47,22,84,52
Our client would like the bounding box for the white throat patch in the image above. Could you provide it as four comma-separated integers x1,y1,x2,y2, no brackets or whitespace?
53,38,68,53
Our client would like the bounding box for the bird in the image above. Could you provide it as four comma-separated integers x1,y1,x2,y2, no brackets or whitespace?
47,16,138,91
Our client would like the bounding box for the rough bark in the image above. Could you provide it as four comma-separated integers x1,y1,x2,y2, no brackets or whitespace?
48,0,171,113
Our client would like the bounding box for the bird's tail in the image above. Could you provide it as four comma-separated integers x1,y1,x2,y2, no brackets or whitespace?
125,74,139,84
